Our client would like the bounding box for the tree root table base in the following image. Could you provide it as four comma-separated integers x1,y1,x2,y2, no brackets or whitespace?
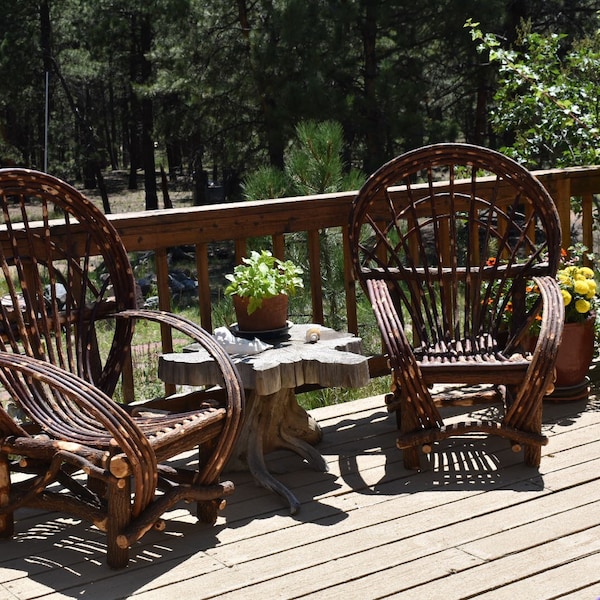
158,323,370,513
226,387,326,514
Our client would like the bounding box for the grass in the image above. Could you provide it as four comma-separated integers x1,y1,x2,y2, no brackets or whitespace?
298,376,390,410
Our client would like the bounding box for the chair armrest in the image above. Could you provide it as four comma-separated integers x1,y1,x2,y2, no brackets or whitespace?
0,352,157,516
366,278,428,383
114,309,245,484
505,275,565,427
528,274,565,374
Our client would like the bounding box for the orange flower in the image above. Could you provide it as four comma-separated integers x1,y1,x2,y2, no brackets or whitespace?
486,257,496,266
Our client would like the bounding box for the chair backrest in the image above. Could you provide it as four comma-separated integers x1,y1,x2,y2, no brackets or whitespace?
0,168,137,395
349,143,562,351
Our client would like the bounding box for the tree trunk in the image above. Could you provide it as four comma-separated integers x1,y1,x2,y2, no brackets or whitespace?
360,0,384,174
127,15,140,191
104,77,119,170
236,0,284,168
127,107,139,190
39,0,52,170
141,96,158,210
166,142,181,180
140,14,158,210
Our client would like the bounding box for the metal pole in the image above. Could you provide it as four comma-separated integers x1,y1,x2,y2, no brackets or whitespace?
44,70,49,172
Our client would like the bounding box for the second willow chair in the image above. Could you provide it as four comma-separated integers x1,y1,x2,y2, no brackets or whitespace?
0,169,244,568
349,143,564,470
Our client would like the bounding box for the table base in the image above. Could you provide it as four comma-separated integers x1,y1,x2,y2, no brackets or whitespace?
225,388,328,514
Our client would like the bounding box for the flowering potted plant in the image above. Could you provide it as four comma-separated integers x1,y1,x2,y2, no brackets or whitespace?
490,244,598,395
550,245,598,389
224,250,304,332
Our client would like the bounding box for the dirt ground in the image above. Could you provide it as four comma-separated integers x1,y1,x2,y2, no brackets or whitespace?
82,170,196,214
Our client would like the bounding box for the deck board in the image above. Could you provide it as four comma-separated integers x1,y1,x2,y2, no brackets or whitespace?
1,390,599,600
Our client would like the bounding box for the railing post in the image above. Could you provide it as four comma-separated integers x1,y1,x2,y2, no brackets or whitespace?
272,234,285,260
343,225,358,335
582,192,594,258
235,239,247,262
195,241,212,332
308,230,324,324
552,177,572,249
155,247,175,396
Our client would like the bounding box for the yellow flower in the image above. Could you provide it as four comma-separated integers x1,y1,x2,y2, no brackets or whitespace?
574,279,590,295
575,298,591,313
586,280,597,298
557,273,571,286
552,248,598,324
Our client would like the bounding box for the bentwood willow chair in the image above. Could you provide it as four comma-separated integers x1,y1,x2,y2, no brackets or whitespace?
0,169,244,568
349,143,564,470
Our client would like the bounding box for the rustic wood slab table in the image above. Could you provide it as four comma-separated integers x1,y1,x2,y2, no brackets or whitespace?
158,323,370,513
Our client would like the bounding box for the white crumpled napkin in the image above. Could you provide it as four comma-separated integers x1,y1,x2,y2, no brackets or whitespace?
213,326,273,355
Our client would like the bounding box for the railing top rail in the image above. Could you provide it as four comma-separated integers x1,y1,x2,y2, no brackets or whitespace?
102,165,600,249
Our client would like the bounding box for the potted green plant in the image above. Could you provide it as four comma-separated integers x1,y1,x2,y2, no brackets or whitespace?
224,250,304,332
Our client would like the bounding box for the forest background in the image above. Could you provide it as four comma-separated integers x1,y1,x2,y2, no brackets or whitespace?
2,0,600,212
3,0,600,408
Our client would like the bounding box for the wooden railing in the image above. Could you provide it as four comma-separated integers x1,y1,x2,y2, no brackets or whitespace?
2,164,588,385
107,189,360,334
101,166,600,376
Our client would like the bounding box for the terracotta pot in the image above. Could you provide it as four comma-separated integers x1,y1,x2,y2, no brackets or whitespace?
233,294,288,332
554,316,595,388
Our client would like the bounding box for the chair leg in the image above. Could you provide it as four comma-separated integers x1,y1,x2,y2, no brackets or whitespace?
195,441,221,524
523,399,543,468
0,453,14,538
197,499,220,524
87,474,107,498
398,396,425,471
524,444,541,467
394,406,402,430
401,446,422,471
106,475,131,569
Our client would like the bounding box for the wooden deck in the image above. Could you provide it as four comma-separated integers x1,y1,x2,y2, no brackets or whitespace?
1,384,600,599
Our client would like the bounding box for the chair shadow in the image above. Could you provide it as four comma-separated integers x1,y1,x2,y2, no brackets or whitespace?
0,509,230,599
331,390,594,498
332,415,534,498
0,449,350,598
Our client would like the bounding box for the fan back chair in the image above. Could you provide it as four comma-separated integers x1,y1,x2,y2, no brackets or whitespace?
349,144,564,470
0,169,244,568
